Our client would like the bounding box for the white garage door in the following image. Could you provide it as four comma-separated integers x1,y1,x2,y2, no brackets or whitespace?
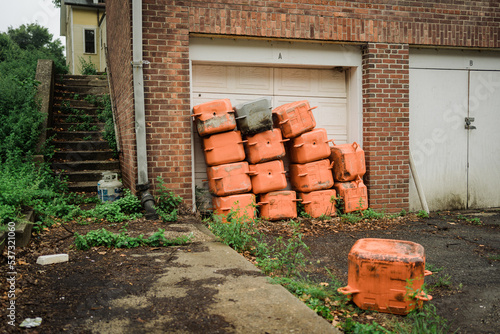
192,64,348,193
409,49,500,211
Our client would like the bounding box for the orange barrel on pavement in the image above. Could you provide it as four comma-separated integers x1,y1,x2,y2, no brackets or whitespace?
338,238,433,315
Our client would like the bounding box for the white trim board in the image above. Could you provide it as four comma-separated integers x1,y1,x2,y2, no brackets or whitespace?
410,48,500,71
190,37,361,67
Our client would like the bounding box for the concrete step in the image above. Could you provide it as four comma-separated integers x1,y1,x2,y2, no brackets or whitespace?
52,160,120,172
60,169,121,183
49,131,103,141
52,140,110,151
53,123,104,131
58,75,108,87
55,85,109,95
53,150,115,162
67,181,101,193
53,98,103,110
53,113,101,123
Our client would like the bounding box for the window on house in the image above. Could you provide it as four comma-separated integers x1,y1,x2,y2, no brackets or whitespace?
84,29,96,54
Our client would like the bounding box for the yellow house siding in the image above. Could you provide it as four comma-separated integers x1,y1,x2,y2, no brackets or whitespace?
73,8,99,26
66,6,105,74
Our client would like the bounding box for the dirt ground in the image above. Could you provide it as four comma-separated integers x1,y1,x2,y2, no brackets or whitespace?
1,208,499,333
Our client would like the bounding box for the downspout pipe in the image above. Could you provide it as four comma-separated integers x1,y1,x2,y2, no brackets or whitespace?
132,0,158,220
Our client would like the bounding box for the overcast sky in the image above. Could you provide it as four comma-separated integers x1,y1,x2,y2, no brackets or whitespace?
0,0,65,44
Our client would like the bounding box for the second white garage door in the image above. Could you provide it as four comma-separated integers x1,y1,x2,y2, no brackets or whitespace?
191,63,348,192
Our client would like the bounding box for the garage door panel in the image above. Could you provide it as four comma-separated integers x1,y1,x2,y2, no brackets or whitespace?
192,65,230,92
193,65,273,95
468,71,500,208
274,68,346,98
233,67,273,94
318,70,347,97
409,69,469,211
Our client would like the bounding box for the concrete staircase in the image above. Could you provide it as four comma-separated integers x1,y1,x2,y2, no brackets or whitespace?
50,74,120,193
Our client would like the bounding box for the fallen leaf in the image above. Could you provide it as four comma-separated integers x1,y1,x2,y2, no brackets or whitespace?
120,254,126,257
98,252,106,255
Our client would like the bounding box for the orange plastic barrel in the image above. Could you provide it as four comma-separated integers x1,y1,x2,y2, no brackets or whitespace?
203,131,246,166
245,128,288,164
289,159,334,193
272,100,316,139
207,162,252,196
297,189,337,218
333,176,368,213
192,99,236,137
338,238,433,315
212,193,256,222
289,128,332,164
257,191,299,221
248,160,288,194
329,141,366,182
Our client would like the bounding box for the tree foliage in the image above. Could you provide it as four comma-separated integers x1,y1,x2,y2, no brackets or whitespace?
0,23,68,161
8,23,53,50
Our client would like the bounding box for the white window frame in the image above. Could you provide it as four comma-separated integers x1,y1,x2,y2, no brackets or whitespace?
83,28,97,54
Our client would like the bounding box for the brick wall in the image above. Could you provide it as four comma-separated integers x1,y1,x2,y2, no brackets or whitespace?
362,43,410,210
188,0,499,48
106,0,137,193
107,0,499,211
142,3,191,199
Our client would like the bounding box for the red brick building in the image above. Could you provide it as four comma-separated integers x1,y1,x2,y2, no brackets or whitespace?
106,0,500,212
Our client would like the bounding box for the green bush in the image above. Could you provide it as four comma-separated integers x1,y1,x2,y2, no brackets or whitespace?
78,56,98,75
0,152,66,225
206,212,257,253
113,189,142,215
155,176,183,222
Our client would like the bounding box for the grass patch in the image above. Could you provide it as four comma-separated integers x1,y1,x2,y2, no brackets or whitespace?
74,228,192,250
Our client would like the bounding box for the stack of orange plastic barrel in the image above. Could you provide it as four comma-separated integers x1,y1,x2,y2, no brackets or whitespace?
192,98,368,222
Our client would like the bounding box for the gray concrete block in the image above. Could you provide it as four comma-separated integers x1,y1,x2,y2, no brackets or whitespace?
36,254,69,265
